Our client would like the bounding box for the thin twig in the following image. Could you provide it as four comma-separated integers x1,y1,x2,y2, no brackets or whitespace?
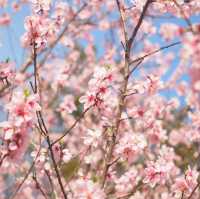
32,171,49,199
127,59,143,79
129,41,181,65
51,106,92,146
31,41,68,199
127,0,152,51
187,181,200,199
47,135,68,199
9,134,42,199
181,191,184,199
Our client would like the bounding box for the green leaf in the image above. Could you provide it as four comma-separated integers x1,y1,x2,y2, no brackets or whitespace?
24,88,30,98
60,156,80,181
104,64,112,70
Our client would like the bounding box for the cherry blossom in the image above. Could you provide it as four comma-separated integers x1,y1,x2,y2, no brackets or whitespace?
21,15,50,48
115,168,139,195
30,0,51,14
83,129,102,148
0,0,200,198
69,179,105,199
0,13,11,26
143,157,172,187
79,66,116,110
0,0,7,8
173,167,199,198
115,132,147,163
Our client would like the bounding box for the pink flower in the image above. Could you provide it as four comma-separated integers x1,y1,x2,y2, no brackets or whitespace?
173,167,198,197
21,15,50,48
31,0,51,13
79,91,96,110
147,121,167,144
26,94,41,111
185,166,198,189
0,122,30,163
143,158,171,187
52,144,72,163
189,67,200,93
58,95,76,114
12,2,20,12
6,91,41,127
145,75,164,95
0,61,15,84
83,129,102,148
62,148,72,163
70,179,105,199
115,168,139,195
115,133,147,163
80,66,115,110
0,13,11,26
0,121,14,141
160,23,179,41
8,126,29,161
0,0,7,8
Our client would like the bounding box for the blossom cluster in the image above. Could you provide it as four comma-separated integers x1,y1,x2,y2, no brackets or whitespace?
0,0,200,199
0,91,40,164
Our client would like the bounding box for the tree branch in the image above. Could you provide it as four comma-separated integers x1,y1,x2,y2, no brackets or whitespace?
101,0,151,188
129,41,181,65
31,42,68,199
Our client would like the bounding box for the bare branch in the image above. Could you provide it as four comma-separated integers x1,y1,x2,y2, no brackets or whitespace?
129,41,181,65
127,0,152,52
51,106,92,146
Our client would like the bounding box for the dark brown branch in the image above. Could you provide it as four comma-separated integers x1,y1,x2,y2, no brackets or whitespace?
127,59,143,79
36,107,68,199
181,191,184,199
31,41,68,199
124,90,138,97
127,0,152,52
187,181,200,199
129,41,181,65
51,106,92,146
46,135,68,199
116,0,128,45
